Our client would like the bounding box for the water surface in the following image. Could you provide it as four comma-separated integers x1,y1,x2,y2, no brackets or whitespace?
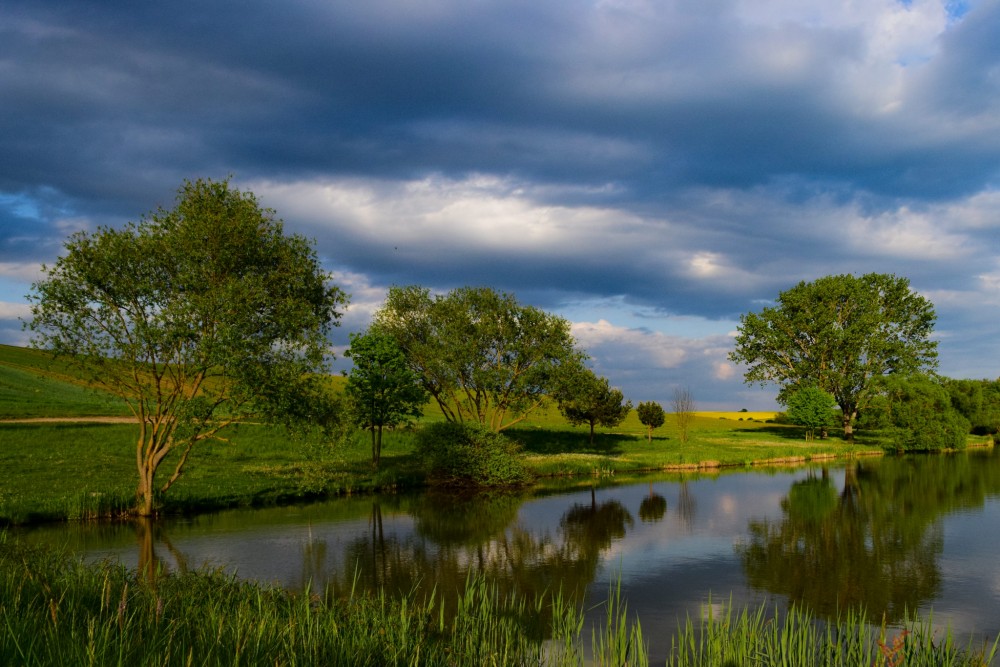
17,449,1000,662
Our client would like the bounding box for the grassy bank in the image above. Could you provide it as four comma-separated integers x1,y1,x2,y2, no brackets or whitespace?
6,342,983,525
0,413,890,525
1,534,994,666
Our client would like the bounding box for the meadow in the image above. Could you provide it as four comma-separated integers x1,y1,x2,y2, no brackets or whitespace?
0,339,887,525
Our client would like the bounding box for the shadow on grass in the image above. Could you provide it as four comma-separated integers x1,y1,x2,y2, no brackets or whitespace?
506,428,637,456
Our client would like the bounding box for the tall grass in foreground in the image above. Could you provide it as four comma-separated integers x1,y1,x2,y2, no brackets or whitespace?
1,533,995,666
0,533,631,666
673,602,998,667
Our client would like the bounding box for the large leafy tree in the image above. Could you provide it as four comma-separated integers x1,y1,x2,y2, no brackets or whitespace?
345,330,427,467
729,273,937,440
27,178,348,515
554,362,632,444
372,285,581,431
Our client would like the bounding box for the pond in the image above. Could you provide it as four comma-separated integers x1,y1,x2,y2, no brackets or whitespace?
15,449,1000,662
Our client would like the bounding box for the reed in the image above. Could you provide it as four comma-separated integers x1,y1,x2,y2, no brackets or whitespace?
0,534,641,666
669,600,998,667
2,533,996,666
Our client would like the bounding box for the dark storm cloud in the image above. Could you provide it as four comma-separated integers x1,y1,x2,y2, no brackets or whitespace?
6,0,997,207
3,0,1000,407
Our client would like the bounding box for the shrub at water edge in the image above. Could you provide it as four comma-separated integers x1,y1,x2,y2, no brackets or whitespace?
415,421,533,487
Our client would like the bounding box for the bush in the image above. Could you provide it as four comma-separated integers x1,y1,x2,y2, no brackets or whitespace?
415,422,533,488
868,374,971,452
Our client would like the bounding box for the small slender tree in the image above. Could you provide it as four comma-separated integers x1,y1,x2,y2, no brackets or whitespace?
554,362,632,444
672,387,695,445
636,401,666,442
345,330,427,467
785,385,837,440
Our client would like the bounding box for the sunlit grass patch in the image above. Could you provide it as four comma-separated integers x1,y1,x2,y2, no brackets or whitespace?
695,411,778,421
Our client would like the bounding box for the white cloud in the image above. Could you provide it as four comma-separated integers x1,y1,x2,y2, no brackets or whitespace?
0,262,45,282
567,317,753,406
250,174,656,258
572,319,689,370
329,268,388,327
714,361,737,381
846,206,969,259
0,301,31,319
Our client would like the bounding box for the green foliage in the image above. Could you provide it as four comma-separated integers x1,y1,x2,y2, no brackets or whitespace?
784,385,837,439
730,273,938,439
553,362,632,443
415,421,533,487
345,330,427,466
26,178,348,514
946,378,1000,435
866,374,971,451
636,401,666,442
784,475,838,524
373,285,581,431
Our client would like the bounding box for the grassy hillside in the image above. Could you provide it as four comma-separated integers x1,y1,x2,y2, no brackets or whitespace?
0,345,129,418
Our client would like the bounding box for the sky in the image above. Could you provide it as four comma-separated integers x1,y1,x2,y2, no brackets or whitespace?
2,0,1000,410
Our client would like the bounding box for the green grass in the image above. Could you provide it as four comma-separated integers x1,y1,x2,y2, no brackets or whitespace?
0,413,884,525
669,599,998,667
0,421,427,525
1,534,994,666
0,533,637,667
512,410,878,477
3,346,998,664
7,343,979,525
0,345,128,418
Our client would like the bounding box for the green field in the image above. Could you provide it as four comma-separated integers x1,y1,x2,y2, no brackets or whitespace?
0,345,130,418
0,343,915,525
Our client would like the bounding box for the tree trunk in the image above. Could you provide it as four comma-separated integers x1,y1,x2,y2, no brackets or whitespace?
136,429,155,517
589,421,595,444
647,425,652,442
842,413,855,441
137,467,155,517
839,403,857,442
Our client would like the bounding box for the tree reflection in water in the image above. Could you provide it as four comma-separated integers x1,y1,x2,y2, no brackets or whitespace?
134,517,189,583
739,453,1000,622
676,479,697,529
20,450,1000,663
639,483,667,523
314,485,635,637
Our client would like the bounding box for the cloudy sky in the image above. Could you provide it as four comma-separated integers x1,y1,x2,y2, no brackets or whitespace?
2,0,1000,410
